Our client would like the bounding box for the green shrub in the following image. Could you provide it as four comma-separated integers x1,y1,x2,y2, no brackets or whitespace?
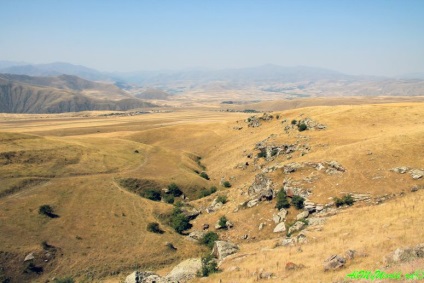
275,189,290,210
291,119,297,125
142,189,161,201
334,194,355,207
38,205,58,218
210,186,217,194
218,216,228,229
199,186,217,198
257,150,266,158
343,194,355,206
199,254,218,277
147,222,164,234
291,195,305,210
200,172,210,180
168,183,183,197
216,195,227,204
199,231,219,249
170,213,191,234
222,181,231,188
298,123,307,132
53,277,75,283
163,194,175,204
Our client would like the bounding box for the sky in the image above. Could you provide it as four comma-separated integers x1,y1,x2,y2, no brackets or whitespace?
1,0,424,76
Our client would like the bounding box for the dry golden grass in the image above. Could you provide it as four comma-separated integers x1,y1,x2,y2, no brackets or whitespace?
0,100,423,282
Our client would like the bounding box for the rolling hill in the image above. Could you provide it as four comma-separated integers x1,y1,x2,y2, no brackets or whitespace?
0,74,157,113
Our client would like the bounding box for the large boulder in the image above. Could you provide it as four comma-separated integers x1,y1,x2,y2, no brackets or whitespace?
212,241,239,261
180,206,201,220
165,258,202,282
296,211,309,220
410,169,424,180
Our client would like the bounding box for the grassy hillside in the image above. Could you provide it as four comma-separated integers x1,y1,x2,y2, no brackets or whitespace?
0,101,423,282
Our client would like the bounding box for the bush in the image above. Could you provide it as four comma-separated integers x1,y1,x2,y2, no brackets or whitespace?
199,186,217,198
334,194,355,207
147,222,164,234
200,172,210,180
53,277,75,283
163,194,175,204
275,189,290,210
199,231,219,249
257,150,266,158
218,216,228,229
291,195,305,210
298,123,307,132
142,189,161,201
199,254,218,277
216,195,227,204
38,205,58,218
168,183,183,197
170,213,191,234
222,181,231,188
291,119,297,125
343,194,355,206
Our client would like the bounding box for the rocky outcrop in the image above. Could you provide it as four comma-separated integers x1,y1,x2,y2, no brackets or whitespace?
125,271,162,283
296,211,309,220
323,255,346,271
385,244,424,264
212,241,239,261
410,169,424,180
246,174,275,206
180,206,201,220
165,258,202,282
288,221,306,235
391,167,424,180
272,209,288,223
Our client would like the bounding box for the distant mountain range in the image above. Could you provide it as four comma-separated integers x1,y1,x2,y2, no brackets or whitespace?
0,74,156,113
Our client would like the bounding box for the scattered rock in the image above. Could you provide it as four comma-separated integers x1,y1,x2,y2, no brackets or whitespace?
202,224,209,230
410,169,424,180
323,255,346,271
273,222,286,233
247,199,259,208
124,271,160,283
411,185,419,192
345,249,356,260
226,266,241,272
296,211,309,220
285,262,305,271
307,217,327,226
24,252,35,262
272,209,288,223
233,126,243,130
296,233,307,244
188,231,205,241
180,206,201,220
326,161,346,172
283,162,303,174
280,237,296,247
259,222,266,231
212,241,239,261
259,271,274,279
288,221,306,234
248,174,275,200
165,258,202,282
246,116,261,127
391,166,410,174
385,243,424,264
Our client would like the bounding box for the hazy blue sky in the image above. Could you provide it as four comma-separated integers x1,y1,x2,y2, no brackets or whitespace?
1,0,423,76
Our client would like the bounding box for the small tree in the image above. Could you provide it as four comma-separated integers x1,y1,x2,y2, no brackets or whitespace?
38,205,58,218
171,213,191,234
199,231,219,249
291,119,297,125
200,172,210,180
216,195,227,204
163,194,175,204
342,194,355,206
275,189,290,210
218,216,228,229
222,181,231,188
168,183,183,197
147,222,164,234
291,195,305,210
298,123,307,132
199,254,218,277
142,189,161,201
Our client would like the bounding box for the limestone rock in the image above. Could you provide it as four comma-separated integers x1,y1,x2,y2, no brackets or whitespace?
247,199,259,208
273,222,286,233
125,271,160,283
165,258,202,282
212,241,239,261
296,211,309,220
288,221,306,234
24,252,35,262
391,166,409,174
385,244,424,264
410,169,424,180
307,217,327,226
248,174,274,200
180,206,200,220
188,231,205,241
272,209,287,223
